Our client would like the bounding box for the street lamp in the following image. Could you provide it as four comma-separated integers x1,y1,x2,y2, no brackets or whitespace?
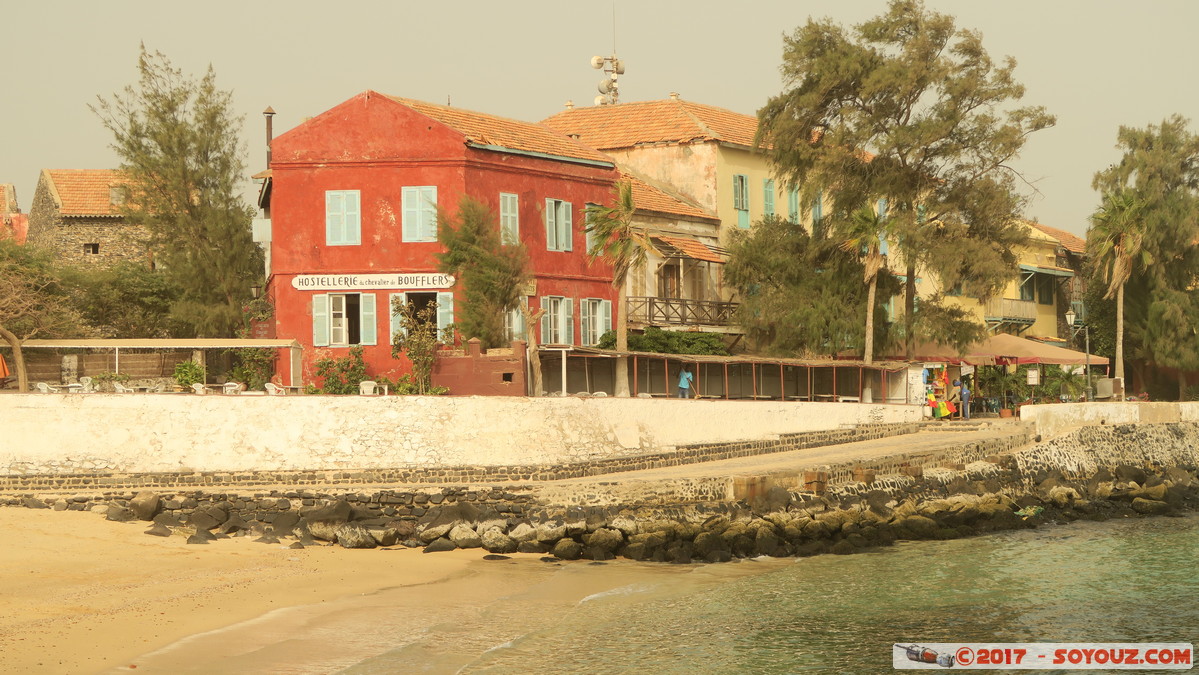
1064,308,1092,401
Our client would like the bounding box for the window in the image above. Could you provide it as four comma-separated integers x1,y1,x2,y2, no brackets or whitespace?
1019,272,1035,302
580,298,613,346
505,298,528,341
545,199,573,251
108,186,128,206
83,243,100,255
389,291,454,342
539,296,573,344
787,188,799,224
1036,274,1055,305
325,190,361,246
733,174,749,228
312,292,376,347
763,179,775,217
402,186,438,242
584,202,600,255
812,189,823,227
500,192,519,245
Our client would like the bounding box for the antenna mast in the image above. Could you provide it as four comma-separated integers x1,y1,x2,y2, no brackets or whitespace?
590,3,625,106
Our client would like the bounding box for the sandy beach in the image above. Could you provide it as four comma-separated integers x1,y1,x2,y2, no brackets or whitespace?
0,508,551,674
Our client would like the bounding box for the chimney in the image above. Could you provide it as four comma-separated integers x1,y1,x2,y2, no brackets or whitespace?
263,106,276,166
564,100,574,110
669,92,680,100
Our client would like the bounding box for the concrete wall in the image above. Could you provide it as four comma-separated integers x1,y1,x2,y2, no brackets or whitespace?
0,393,923,476
1021,401,1199,438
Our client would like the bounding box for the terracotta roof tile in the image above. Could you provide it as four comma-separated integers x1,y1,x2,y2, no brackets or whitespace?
385,96,613,165
542,98,760,150
620,169,718,223
45,169,132,217
1028,221,1086,255
655,235,724,263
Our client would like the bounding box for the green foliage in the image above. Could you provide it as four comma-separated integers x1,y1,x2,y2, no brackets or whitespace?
756,0,1053,354
92,46,263,338
61,261,182,338
390,300,442,395
724,215,900,357
0,240,90,340
596,327,730,356
435,196,529,349
1039,365,1085,402
172,360,205,388
312,346,368,395
229,347,275,390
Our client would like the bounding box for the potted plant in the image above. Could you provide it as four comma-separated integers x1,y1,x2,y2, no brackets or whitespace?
173,360,206,391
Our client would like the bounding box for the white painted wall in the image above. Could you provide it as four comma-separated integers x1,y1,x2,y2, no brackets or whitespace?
0,394,924,476
1021,401,1198,439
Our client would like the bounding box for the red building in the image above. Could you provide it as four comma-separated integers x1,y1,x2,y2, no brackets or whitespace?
261,91,619,387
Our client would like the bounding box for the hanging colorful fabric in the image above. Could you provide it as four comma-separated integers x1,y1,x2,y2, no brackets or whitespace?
938,401,949,417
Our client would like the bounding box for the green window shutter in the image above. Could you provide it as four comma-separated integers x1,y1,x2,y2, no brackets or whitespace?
312,294,329,347
359,293,377,345
763,180,775,216
540,296,552,343
600,299,612,337
564,298,574,345
500,193,518,245
390,292,407,341
326,192,343,245
345,191,361,245
545,199,557,250
561,202,573,252
436,291,454,334
580,299,594,345
402,187,419,242
421,187,438,241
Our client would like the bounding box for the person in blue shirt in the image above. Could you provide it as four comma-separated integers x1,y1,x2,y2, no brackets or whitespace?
958,378,972,419
677,367,693,399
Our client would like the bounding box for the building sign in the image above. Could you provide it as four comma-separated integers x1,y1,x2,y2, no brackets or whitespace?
290,273,455,291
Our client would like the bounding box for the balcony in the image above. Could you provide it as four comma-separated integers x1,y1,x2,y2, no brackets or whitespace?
983,297,1037,332
627,296,739,327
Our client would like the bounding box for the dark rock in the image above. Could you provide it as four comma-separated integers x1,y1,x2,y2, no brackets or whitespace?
272,511,301,535
482,554,511,561
705,550,733,563
582,527,624,553
288,542,305,549
517,540,549,554
831,540,858,555
481,529,518,554
106,506,136,522
186,533,211,545
423,537,457,553
371,528,400,547
1131,498,1169,515
144,523,172,537
585,546,616,561
187,510,220,531
419,522,455,544
153,512,181,527
52,500,68,512
336,524,378,549
129,491,162,520
539,556,561,563
551,538,583,560
754,527,781,556
219,514,250,535
303,500,353,525
1115,465,1148,485
254,534,281,544
22,497,49,509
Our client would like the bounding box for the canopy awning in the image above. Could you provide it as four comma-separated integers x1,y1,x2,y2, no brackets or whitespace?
876,333,1107,367
1019,263,1074,278
651,236,725,264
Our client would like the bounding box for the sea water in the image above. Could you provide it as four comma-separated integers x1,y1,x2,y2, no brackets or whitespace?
350,513,1199,674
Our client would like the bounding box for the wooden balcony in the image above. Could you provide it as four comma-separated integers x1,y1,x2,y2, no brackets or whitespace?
983,297,1037,324
627,296,739,327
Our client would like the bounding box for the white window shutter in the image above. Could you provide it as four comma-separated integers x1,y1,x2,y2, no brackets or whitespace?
540,296,551,343
561,202,573,252
580,299,594,346
601,299,612,337
437,291,454,335
312,294,330,346
545,199,556,250
359,293,377,345
402,187,418,242
345,191,361,245
422,186,438,241
326,192,343,244
564,298,574,345
390,292,407,341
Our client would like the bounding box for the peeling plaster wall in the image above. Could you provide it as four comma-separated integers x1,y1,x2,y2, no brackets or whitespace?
0,394,922,476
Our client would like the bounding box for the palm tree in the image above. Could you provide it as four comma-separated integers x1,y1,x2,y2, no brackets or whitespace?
1089,190,1150,386
837,206,888,364
585,181,657,397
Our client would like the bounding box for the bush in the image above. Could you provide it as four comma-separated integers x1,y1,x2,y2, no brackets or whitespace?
596,327,730,355
313,346,369,395
173,360,205,388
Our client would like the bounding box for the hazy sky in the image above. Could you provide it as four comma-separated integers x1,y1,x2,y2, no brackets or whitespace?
5,1,1197,236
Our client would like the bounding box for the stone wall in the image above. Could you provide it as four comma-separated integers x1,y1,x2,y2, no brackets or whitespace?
0,393,925,477
1020,401,1199,439
25,173,151,268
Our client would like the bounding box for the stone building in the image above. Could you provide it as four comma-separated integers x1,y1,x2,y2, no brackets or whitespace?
0,183,27,244
26,169,151,267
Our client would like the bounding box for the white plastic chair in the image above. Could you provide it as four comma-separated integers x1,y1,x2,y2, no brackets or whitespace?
359,380,378,395
113,382,135,393
222,381,244,395
264,382,286,396
191,382,207,395
35,382,60,393
78,376,94,393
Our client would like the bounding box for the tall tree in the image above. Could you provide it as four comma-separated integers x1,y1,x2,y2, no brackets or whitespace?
756,0,1054,357
1091,115,1199,397
92,46,262,337
1088,190,1149,386
585,181,656,397
836,206,889,363
435,196,530,349
0,241,90,391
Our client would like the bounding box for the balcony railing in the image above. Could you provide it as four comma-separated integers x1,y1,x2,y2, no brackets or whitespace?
983,297,1037,324
627,296,739,327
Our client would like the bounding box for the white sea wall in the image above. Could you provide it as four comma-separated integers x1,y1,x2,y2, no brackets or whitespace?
1021,401,1199,439
0,393,923,476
